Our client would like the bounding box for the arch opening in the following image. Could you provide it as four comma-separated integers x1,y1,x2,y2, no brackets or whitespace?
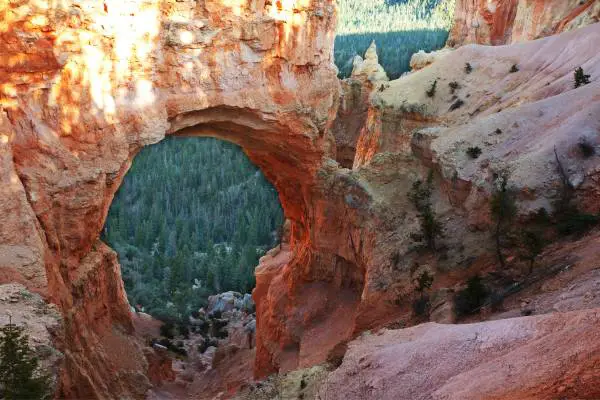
103,134,285,324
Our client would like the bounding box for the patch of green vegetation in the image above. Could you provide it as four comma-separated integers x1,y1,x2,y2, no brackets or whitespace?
466,146,482,159
0,319,51,400
574,66,591,88
408,171,444,251
490,171,517,269
449,99,464,111
104,137,284,322
412,270,434,318
454,275,488,316
448,81,459,94
519,230,545,274
553,146,600,237
426,79,438,97
335,0,455,79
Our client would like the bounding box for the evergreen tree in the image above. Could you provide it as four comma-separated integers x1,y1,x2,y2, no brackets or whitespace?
490,171,517,268
0,318,51,400
408,171,443,251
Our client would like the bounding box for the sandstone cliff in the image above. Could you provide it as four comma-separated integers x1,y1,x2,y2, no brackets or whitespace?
2,0,600,398
449,0,600,46
1,0,339,397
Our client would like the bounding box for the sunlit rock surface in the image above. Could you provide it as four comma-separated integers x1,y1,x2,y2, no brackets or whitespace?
1,0,339,397
449,0,600,46
350,41,389,83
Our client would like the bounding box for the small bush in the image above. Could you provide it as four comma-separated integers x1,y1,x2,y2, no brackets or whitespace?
415,271,434,294
449,81,459,94
578,137,595,158
557,213,600,236
574,67,591,88
531,207,551,224
466,146,482,159
412,295,430,317
509,64,519,73
449,99,464,111
494,128,502,135
454,275,488,317
465,63,473,74
426,80,437,98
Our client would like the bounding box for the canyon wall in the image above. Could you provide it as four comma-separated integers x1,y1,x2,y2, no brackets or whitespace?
1,0,341,397
448,0,600,46
1,0,600,398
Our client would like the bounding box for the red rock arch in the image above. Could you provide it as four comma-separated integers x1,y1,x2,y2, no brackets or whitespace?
0,0,368,397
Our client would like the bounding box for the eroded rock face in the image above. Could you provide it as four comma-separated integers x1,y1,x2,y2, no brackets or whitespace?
1,0,340,397
448,0,600,46
2,0,600,398
321,309,600,400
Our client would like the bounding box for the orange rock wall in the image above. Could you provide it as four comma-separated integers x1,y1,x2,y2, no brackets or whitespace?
448,0,600,46
2,0,600,398
1,0,341,397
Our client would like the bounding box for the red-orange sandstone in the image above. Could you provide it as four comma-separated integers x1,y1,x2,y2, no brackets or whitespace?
1,0,600,399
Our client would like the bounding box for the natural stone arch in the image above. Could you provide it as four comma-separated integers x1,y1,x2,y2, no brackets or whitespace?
3,1,434,395
167,105,331,226
0,0,368,397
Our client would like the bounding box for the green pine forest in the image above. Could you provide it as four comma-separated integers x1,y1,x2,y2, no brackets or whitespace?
103,138,284,320
103,0,455,322
335,0,455,79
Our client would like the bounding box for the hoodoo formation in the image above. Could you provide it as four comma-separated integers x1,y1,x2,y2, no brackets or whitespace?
1,0,600,399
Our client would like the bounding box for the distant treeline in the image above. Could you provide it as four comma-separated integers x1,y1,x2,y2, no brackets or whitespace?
335,0,454,78
335,30,450,79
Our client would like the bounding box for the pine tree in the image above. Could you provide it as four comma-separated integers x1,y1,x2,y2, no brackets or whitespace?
490,171,517,268
408,171,444,251
0,318,51,400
